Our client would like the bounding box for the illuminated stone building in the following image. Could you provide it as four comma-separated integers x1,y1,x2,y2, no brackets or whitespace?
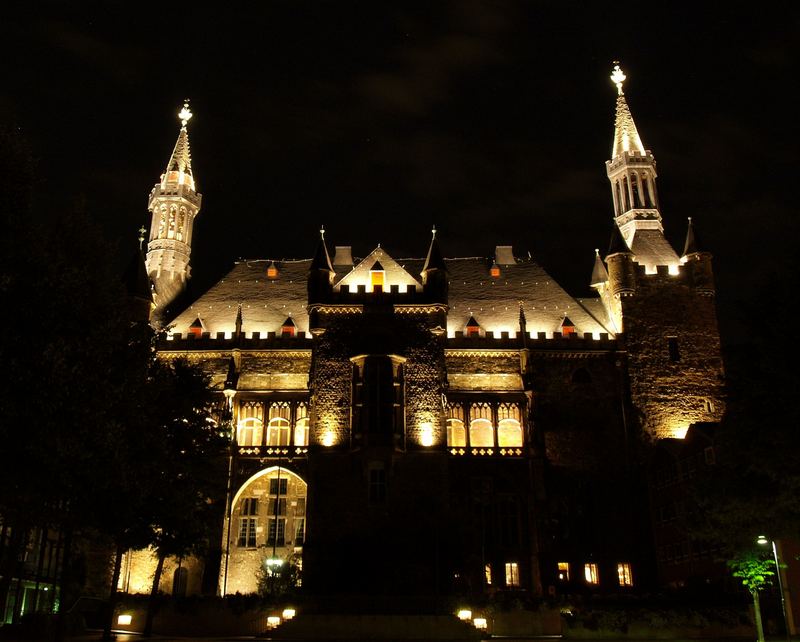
124,66,725,600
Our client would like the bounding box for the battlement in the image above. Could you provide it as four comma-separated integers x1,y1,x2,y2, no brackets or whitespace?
447,331,617,351
314,282,445,306
161,331,313,350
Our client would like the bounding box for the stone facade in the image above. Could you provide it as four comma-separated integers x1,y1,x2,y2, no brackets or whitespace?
125,70,727,600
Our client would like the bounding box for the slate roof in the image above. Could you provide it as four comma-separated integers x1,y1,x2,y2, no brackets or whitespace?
629,229,680,270
166,252,615,338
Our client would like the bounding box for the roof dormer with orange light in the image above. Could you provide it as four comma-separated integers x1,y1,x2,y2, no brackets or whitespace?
465,316,482,337
335,246,422,294
145,101,203,325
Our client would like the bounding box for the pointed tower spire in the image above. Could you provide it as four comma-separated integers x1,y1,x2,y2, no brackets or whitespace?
605,64,678,270
422,226,446,273
590,248,609,287
310,225,334,272
682,216,700,257
610,65,646,158
145,101,203,326
421,226,448,302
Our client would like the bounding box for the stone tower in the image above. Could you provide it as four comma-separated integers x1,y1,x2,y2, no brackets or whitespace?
145,102,202,324
594,65,724,439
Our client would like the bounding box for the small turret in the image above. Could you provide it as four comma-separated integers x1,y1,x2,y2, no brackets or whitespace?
590,248,609,289
420,226,448,303
145,102,202,325
308,226,335,305
681,217,715,295
605,221,636,298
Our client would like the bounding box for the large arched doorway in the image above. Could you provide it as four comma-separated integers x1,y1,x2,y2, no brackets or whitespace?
221,466,307,595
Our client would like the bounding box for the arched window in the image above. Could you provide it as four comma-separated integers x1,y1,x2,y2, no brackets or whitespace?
631,173,641,208
497,403,522,447
237,417,263,447
157,208,167,239
447,419,466,447
470,419,494,448
267,418,290,446
176,208,186,241
498,419,523,447
469,403,494,447
622,176,631,211
167,206,177,239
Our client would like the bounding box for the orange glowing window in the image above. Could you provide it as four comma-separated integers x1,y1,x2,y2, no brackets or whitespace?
558,562,570,581
465,316,481,337
584,563,599,585
617,563,633,586
370,271,384,288
561,316,576,336
267,262,278,279
490,264,501,278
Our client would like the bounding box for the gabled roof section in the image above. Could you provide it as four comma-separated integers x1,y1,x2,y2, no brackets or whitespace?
167,259,312,337
335,247,422,292
630,230,680,270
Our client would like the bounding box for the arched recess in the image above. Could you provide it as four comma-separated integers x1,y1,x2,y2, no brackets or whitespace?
224,466,308,596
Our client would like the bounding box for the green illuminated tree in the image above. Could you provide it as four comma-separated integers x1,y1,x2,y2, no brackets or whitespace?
727,553,776,642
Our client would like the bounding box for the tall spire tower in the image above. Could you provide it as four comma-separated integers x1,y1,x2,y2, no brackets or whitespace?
606,64,678,271
145,101,202,323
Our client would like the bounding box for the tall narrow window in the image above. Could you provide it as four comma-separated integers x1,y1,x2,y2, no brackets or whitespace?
505,562,520,587
370,261,385,291
469,403,494,448
558,562,570,581
267,518,286,547
241,497,258,516
238,518,257,547
584,563,599,585
484,564,492,586
617,563,633,586
667,337,680,362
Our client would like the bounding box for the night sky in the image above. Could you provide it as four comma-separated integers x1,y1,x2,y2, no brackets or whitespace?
4,3,798,345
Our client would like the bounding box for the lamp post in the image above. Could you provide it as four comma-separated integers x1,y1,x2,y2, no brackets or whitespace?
757,535,791,642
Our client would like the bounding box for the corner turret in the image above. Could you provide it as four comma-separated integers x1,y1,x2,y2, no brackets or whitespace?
681,217,715,295
420,226,448,303
307,226,335,306
145,102,202,325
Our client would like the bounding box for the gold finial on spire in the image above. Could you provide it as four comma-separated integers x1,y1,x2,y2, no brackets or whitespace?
138,225,147,249
178,100,193,128
611,63,626,96
432,224,437,237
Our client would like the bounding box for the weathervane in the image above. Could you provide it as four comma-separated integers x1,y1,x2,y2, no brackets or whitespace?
178,100,193,128
610,63,626,95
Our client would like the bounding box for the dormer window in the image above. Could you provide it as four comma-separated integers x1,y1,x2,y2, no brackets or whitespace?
490,263,501,278
280,317,297,337
561,316,576,336
188,317,204,338
465,316,481,337
267,261,278,279
370,261,385,292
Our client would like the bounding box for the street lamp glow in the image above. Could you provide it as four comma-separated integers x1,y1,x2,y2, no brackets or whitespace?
756,535,768,546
